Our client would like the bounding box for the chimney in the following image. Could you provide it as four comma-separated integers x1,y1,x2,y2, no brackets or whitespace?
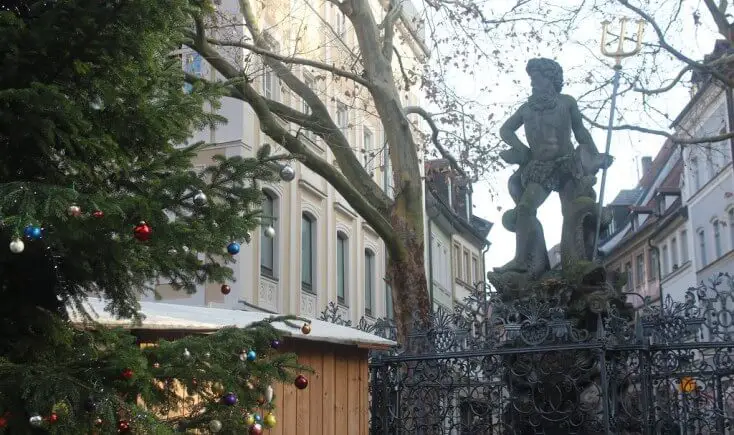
641,156,653,178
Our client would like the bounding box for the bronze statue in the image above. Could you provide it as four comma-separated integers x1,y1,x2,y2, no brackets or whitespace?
492,58,612,287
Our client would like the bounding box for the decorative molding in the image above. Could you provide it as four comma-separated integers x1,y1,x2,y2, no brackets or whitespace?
334,201,358,219
298,178,327,199
361,222,378,237
337,304,349,322
300,291,317,318
258,277,278,312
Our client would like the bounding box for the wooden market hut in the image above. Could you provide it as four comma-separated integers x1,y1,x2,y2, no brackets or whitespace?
72,298,396,435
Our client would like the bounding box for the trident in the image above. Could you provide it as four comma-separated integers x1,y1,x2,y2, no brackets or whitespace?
592,18,645,262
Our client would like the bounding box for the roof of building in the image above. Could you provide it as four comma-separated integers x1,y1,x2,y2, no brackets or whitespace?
638,140,676,188
69,298,396,350
609,188,644,206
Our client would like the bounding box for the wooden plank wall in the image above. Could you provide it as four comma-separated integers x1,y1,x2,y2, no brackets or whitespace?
269,339,370,435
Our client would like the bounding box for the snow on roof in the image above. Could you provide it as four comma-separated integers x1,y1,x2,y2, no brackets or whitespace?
70,298,396,350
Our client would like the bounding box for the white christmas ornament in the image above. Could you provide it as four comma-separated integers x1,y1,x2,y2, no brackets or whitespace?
29,415,43,427
264,225,276,238
9,238,24,254
208,419,223,432
265,385,274,403
183,348,192,359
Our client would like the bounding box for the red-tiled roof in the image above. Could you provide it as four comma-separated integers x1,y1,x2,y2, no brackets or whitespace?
637,139,676,188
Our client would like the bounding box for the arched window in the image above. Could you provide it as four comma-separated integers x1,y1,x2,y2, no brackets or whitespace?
364,249,375,316
260,191,277,278
336,232,349,304
301,213,316,292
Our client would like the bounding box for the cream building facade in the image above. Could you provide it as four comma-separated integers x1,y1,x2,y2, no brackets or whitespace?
147,0,470,323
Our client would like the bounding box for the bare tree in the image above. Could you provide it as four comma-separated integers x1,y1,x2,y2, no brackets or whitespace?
181,0,504,342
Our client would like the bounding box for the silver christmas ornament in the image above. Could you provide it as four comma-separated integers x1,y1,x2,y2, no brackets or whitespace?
67,204,82,216
183,348,192,359
264,225,276,239
208,419,222,432
193,190,207,206
168,248,178,255
29,415,43,427
279,165,295,182
265,385,274,403
9,238,24,254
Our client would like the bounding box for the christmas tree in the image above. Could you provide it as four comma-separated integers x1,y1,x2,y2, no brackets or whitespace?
0,1,306,433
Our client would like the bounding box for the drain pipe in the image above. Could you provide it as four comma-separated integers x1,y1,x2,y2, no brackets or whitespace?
481,240,490,313
427,217,435,311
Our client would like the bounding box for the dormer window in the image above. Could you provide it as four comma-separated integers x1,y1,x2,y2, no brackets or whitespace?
656,195,665,215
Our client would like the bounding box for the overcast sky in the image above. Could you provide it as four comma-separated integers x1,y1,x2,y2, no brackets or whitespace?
440,1,723,270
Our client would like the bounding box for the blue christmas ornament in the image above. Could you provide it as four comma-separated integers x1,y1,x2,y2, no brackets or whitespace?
227,242,240,255
254,414,262,423
24,225,42,240
246,350,257,361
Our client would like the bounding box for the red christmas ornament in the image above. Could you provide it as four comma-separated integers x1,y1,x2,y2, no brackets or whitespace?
92,210,104,218
48,413,58,424
117,419,130,433
0,416,7,428
133,222,152,241
121,368,134,380
294,374,308,390
249,423,263,435
220,284,231,295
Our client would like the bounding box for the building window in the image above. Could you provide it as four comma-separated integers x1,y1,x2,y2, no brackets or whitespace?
714,219,723,258
690,157,701,191
183,52,204,93
260,191,277,277
263,67,280,101
453,244,461,279
364,249,375,316
648,249,659,280
680,230,689,262
363,127,374,171
729,209,734,250
301,214,316,292
336,101,348,136
336,11,346,37
671,237,678,269
698,229,707,267
336,232,348,304
463,249,470,282
661,245,669,276
624,262,632,289
635,253,644,285
471,256,480,285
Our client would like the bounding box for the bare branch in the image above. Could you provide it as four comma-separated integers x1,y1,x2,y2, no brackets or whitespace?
702,0,731,37
405,106,466,178
617,0,734,87
634,65,692,95
380,0,401,61
187,15,398,248
582,113,734,145
393,47,412,91
204,36,371,87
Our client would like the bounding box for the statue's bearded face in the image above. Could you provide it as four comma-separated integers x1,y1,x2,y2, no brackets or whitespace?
529,71,555,95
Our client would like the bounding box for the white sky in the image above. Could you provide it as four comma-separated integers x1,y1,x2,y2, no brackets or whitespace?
438,1,723,269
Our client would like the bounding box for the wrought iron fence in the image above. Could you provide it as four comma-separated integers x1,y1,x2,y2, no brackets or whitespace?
320,273,734,434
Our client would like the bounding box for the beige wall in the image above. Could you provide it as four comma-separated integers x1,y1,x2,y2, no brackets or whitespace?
152,0,427,324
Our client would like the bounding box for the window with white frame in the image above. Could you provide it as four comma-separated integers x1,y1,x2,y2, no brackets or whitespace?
336,232,348,305
698,229,707,267
453,243,461,280
363,127,374,171
635,253,644,285
661,245,669,276
463,249,470,282
472,256,480,285
648,249,659,280
680,230,689,262
336,101,349,136
690,157,701,192
336,11,346,37
671,237,678,269
261,191,277,277
714,219,723,258
301,213,316,293
364,249,375,316
624,262,633,289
